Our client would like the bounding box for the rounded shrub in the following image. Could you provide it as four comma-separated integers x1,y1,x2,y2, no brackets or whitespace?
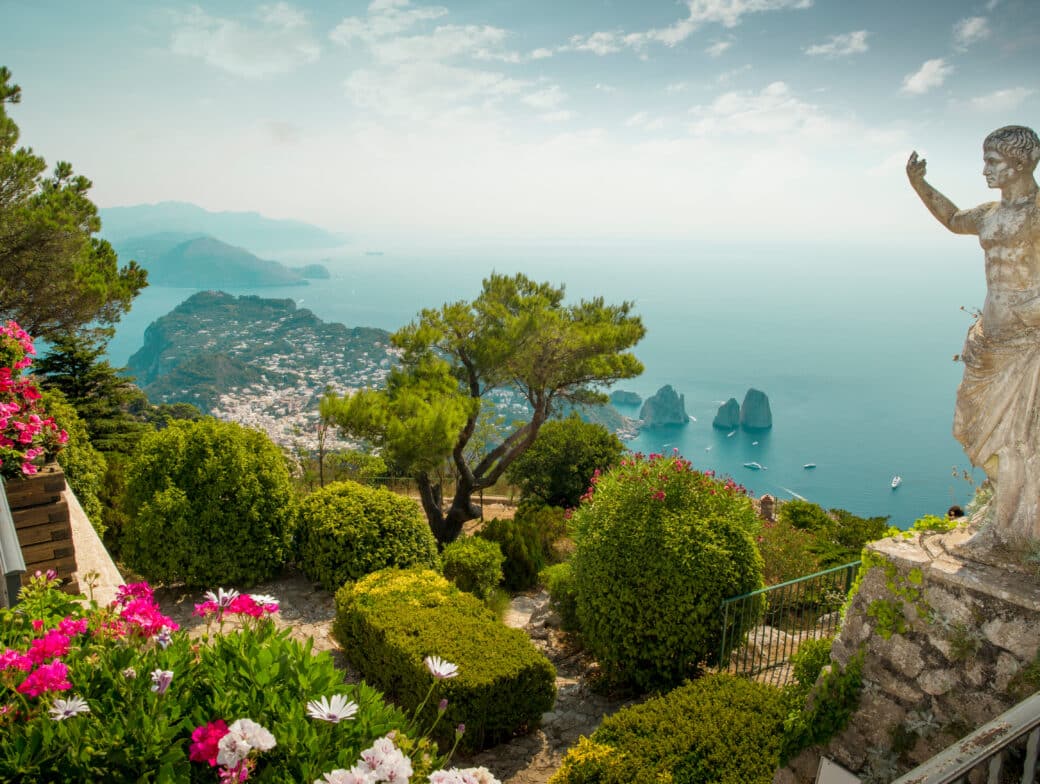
549,673,787,784
441,535,505,598
121,418,296,587
296,480,439,590
571,452,764,691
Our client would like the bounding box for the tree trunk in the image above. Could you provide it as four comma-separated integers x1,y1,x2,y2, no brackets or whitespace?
417,470,483,545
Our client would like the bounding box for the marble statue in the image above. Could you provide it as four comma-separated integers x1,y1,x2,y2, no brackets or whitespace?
907,125,1040,547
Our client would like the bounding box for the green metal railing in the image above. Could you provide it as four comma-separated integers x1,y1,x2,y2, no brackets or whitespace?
719,561,861,686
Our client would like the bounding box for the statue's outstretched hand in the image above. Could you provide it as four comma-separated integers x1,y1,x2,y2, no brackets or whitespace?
907,151,927,184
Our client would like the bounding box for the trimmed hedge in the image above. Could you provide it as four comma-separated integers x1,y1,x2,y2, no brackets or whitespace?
549,674,787,784
334,568,556,752
441,535,505,599
296,480,439,591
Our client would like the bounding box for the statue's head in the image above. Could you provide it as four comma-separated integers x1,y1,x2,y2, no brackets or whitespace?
983,125,1040,174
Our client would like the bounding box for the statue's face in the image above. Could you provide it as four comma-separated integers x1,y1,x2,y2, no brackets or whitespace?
983,148,1019,189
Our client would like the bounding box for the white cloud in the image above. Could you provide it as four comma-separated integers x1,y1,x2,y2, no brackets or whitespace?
717,64,752,83
594,83,617,93
330,1,448,44
170,2,320,77
522,85,567,110
901,59,953,95
953,17,990,49
330,1,561,121
967,87,1035,113
563,0,811,56
706,40,733,57
564,31,624,55
804,30,869,57
688,80,844,138
539,110,576,123
665,81,689,93
625,112,666,130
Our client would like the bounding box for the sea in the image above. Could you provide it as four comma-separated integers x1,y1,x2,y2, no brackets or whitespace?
104,238,987,529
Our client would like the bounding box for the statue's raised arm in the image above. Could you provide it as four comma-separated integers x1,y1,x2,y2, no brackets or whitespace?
906,150,982,235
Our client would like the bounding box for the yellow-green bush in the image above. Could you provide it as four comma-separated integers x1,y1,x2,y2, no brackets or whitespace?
296,480,439,591
333,568,556,752
441,535,504,599
550,674,787,784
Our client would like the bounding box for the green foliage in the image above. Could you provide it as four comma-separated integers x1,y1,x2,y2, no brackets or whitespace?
333,568,557,752
778,499,889,568
540,562,580,632
755,517,821,585
505,414,624,508
550,674,787,784
34,332,151,455
40,389,107,535
790,637,834,691
295,480,439,591
330,272,645,544
0,574,433,783
478,505,568,591
571,452,763,691
781,649,864,764
0,67,146,341
440,535,504,599
121,418,297,586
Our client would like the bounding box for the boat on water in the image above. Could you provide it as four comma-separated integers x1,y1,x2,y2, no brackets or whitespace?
891,475,902,489
803,463,817,470
705,445,712,451
743,461,766,470
727,430,736,438
752,441,759,446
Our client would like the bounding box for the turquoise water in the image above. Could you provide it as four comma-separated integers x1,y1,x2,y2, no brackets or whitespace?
106,240,985,527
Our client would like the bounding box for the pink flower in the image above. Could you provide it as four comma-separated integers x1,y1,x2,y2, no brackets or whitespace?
191,719,230,766
0,649,32,672
115,582,153,603
58,617,89,637
27,630,70,664
16,660,72,697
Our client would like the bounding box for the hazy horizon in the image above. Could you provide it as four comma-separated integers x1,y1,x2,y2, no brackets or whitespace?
3,0,1038,248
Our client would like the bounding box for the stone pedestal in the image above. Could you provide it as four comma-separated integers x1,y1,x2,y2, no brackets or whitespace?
780,524,1040,782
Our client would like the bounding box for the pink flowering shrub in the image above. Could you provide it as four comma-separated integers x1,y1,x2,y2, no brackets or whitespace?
0,321,68,479
570,451,765,691
0,572,469,783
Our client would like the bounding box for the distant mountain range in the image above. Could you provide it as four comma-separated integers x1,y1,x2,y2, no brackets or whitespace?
99,201,347,253
112,233,330,288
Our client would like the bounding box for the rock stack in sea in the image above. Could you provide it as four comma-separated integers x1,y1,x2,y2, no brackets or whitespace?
712,388,772,431
639,385,688,427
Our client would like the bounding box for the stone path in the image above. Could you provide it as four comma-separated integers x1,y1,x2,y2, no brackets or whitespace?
153,577,634,784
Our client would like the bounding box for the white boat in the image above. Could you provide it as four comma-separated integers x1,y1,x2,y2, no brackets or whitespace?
743,461,766,470
891,475,902,489
705,445,712,451
803,463,817,470
752,440,759,446
727,430,736,438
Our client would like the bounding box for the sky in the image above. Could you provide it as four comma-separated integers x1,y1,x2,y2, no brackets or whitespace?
3,0,1038,247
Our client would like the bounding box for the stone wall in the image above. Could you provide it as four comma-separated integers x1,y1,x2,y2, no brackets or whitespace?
781,526,1040,783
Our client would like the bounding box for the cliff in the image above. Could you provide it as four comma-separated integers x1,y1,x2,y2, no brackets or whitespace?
126,291,393,412
639,385,689,427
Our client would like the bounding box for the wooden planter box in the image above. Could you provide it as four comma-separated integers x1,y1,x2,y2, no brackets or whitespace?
2,464,79,593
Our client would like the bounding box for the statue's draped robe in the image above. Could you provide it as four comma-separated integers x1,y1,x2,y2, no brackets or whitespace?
955,294,1040,544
